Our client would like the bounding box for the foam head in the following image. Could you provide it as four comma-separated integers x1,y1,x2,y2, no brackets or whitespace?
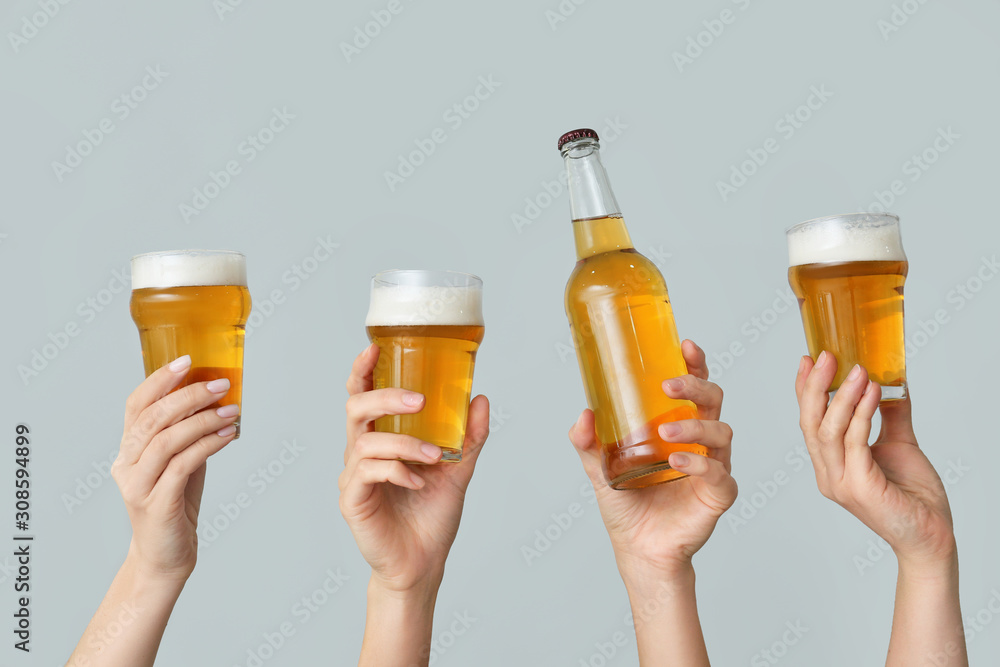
787,213,905,266
366,270,483,327
131,250,247,289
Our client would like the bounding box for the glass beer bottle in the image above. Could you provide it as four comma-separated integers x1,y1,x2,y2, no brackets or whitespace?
560,129,707,489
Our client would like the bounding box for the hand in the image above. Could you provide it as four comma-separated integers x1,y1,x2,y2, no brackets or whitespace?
340,344,490,594
795,352,956,569
568,340,738,577
112,355,239,582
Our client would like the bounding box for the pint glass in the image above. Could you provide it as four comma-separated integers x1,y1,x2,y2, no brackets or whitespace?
365,270,485,463
787,213,908,400
130,250,252,436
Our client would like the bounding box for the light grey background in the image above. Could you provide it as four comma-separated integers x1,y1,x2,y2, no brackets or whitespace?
1,0,998,664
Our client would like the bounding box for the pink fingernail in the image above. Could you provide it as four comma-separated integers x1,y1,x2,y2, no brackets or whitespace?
816,351,828,367
671,453,690,467
168,355,191,372
420,444,442,460
665,378,683,392
206,378,231,394
217,425,237,437
847,364,862,383
660,423,682,438
402,392,424,407
217,404,240,418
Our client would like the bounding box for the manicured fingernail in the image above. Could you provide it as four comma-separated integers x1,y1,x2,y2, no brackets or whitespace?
671,453,690,467
402,391,424,407
168,355,191,372
217,425,237,437
206,378,231,394
816,351,828,367
216,404,240,418
665,378,683,392
847,364,862,383
660,423,682,438
409,472,425,488
420,443,443,460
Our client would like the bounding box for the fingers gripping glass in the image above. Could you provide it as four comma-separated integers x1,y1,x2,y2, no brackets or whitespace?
365,270,485,463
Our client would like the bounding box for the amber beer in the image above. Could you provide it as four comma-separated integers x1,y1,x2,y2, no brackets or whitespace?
787,213,908,400
560,129,707,490
365,270,484,463
130,250,251,436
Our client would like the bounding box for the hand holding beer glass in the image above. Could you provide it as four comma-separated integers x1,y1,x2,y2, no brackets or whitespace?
129,250,251,435
787,213,908,401
364,270,485,463
342,270,488,663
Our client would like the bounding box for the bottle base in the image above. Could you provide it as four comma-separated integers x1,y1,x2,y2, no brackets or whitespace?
609,463,689,490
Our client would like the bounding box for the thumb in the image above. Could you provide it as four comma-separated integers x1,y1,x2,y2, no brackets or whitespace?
877,391,917,446
569,410,606,490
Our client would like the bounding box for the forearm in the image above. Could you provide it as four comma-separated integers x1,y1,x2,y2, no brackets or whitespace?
886,552,967,667
359,575,440,667
67,554,185,667
620,561,710,667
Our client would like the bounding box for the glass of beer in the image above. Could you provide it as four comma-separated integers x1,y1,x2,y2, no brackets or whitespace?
787,213,908,401
365,270,485,463
130,250,252,436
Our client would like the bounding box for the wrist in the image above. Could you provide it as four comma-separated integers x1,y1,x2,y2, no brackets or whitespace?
896,548,959,584
617,556,695,603
615,548,695,585
120,552,188,602
894,535,958,579
368,571,442,608
123,545,191,594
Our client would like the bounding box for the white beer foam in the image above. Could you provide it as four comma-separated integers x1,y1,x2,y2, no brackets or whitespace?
787,214,905,266
131,250,247,289
366,284,484,327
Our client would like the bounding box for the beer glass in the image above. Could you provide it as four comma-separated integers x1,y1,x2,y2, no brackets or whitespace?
787,213,908,401
365,270,485,463
130,250,252,436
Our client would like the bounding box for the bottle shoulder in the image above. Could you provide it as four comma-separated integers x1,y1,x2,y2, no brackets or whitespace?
565,249,668,302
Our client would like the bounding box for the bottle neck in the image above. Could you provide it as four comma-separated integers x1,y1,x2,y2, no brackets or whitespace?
573,216,633,259
563,139,632,259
